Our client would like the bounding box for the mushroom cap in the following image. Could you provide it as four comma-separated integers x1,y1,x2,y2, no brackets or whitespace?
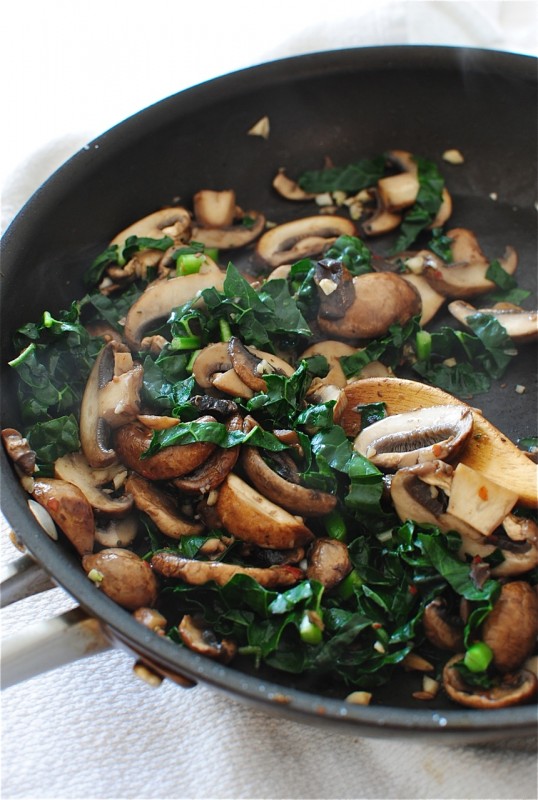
256,215,357,268
215,472,314,549
110,207,191,245
317,272,421,340
481,581,538,672
125,472,204,537
442,654,538,709
32,477,95,556
82,548,158,610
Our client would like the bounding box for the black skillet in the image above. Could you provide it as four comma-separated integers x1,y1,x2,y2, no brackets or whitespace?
1,46,537,743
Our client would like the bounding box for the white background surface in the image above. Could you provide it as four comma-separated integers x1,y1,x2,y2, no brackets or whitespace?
1,2,537,798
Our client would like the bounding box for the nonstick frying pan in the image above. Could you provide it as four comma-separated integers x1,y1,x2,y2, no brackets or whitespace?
1,46,537,743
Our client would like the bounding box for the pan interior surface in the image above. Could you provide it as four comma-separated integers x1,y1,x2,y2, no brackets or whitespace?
1,46,537,741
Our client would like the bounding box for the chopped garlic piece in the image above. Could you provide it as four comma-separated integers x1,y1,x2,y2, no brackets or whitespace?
247,116,270,139
318,278,338,295
315,192,333,206
404,255,425,274
346,690,372,705
515,384,526,394
442,148,464,164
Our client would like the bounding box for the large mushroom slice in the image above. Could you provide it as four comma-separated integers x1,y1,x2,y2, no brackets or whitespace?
353,404,473,470
448,300,538,343
240,446,337,516
151,550,303,589
256,215,357,268
173,413,243,494
421,229,518,298
110,207,192,245
216,472,314,549
481,581,538,673
191,189,266,249
54,452,133,517
31,477,95,555
82,548,158,610
125,473,204,538
317,272,421,340
123,257,225,350
113,418,217,481
80,340,141,468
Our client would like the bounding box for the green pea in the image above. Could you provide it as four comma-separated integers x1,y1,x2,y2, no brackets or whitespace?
463,641,493,673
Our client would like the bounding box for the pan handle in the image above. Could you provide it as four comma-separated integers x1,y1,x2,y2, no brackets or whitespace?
1,554,111,689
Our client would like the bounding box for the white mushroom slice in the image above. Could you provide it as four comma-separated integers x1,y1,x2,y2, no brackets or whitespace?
299,341,357,388
110,207,192,245
216,472,314,549
401,273,446,326
354,405,473,470
193,189,236,228
446,463,518,537
448,300,538,343
272,168,316,201
95,515,139,548
421,228,518,298
98,364,144,429
191,211,266,250
317,272,421,340
32,478,95,555
80,340,133,468
256,215,357,268
54,452,133,516
125,473,203,538
377,171,419,211
123,257,224,350
151,550,303,589
211,369,254,399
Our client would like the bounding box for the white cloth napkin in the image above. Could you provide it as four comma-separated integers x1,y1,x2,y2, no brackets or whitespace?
2,2,537,798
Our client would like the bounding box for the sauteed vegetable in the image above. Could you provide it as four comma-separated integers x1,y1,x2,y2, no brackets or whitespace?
3,149,537,709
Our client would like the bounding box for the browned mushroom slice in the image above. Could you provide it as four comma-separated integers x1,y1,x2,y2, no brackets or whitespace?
448,300,538,343
306,538,352,589
113,418,217,480
133,607,167,635
421,229,518,298
401,273,446,326
1,428,36,475
54,452,133,516
361,192,402,236
354,404,473,470
80,340,133,468
193,189,236,228
123,257,225,350
32,478,95,555
317,272,421,340
240,446,337,516
272,168,316,201
256,215,357,268
110,207,192,245
95,514,139,548
442,654,538,709
228,337,294,392
173,414,242,493
422,597,464,652
191,208,266,250
456,532,538,578
314,259,356,320
179,614,237,663
216,472,314,549
192,341,254,399
151,550,303,589
125,473,203,537
299,341,357,388
481,581,538,673
82,548,158,610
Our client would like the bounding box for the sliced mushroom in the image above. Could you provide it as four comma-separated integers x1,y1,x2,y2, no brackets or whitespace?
401,273,446,326
193,189,236,228
442,654,537,709
123,257,225,350
1,428,36,475
178,614,237,663
299,341,357,388
125,473,204,537
313,259,356,320
216,472,314,549
110,207,192,246
97,364,144,430
240,446,337,516
481,581,538,672
341,377,538,507
80,340,133,468
304,383,348,425
133,607,167,635
113,418,217,480
422,597,464,651
228,337,294,392
151,550,303,589
272,168,316,201
173,413,242,494
191,204,266,249
54,452,133,516
354,405,473,470
317,272,421,340
448,300,538,343
32,477,94,555
95,514,139,548
306,538,352,589
256,215,357,268
421,229,518,298
361,191,402,236
82,548,158,610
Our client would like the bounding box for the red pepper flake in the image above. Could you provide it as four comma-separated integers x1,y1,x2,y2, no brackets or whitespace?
371,622,383,630
478,486,488,501
434,269,444,279
472,555,483,564
46,498,60,513
408,584,418,595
